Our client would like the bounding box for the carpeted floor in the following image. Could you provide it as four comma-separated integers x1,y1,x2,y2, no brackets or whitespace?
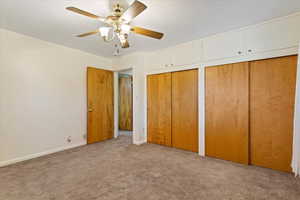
0,136,300,200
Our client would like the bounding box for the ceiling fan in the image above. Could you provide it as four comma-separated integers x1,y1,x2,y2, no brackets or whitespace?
66,0,164,49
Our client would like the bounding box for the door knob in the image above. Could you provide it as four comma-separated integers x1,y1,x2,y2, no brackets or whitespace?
88,108,93,112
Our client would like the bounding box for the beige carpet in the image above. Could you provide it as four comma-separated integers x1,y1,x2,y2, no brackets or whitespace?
0,136,300,200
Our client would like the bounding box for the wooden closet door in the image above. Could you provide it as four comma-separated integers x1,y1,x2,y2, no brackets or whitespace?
147,73,172,146
250,55,297,172
172,69,198,152
87,67,114,144
205,62,249,164
119,75,133,131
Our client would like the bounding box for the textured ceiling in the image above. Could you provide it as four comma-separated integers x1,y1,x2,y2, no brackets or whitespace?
1,0,300,57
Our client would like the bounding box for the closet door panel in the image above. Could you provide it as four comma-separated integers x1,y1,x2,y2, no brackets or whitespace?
172,69,198,152
147,73,172,146
205,62,249,164
250,55,297,172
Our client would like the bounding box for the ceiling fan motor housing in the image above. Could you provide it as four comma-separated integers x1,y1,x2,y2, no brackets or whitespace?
113,4,124,16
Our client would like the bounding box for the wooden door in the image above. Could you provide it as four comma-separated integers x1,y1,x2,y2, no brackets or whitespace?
119,75,133,131
205,62,249,164
147,73,172,146
87,67,114,144
250,55,297,172
172,69,198,152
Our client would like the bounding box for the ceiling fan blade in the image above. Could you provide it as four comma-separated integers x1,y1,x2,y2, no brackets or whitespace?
66,7,106,22
131,26,164,39
118,34,130,48
76,30,99,37
120,1,147,22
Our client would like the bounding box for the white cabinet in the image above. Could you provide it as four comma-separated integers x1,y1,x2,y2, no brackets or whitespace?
153,48,172,68
244,14,300,54
146,40,203,69
171,40,203,66
159,47,174,67
146,48,173,69
202,13,300,61
203,31,244,61
146,13,300,69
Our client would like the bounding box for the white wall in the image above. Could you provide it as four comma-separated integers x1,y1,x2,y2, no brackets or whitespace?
0,29,5,162
0,29,112,166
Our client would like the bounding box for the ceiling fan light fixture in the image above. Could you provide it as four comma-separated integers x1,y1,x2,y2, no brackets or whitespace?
99,27,115,42
118,34,127,43
99,27,111,38
121,24,131,34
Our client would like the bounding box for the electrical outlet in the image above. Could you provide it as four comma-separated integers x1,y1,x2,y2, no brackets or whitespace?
67,136,72,143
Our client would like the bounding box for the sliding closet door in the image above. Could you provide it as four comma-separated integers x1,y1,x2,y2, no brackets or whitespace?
172,69,198,152
205,62,249,164
250,55,297,172
147,73,172,146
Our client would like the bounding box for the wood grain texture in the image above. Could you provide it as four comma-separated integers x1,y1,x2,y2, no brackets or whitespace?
147,73,172,146
250,55,297,172
131,26,164,39
172,69,199,152
120,1,147,22
119,75,133,131
87,67,114,144
205,62,249,164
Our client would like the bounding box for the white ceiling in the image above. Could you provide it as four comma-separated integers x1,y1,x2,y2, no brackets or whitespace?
1,0,300,58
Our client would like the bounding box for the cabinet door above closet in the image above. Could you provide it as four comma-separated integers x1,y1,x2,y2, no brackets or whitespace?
203,31,244,61
244,15,300,54
171,40,203,66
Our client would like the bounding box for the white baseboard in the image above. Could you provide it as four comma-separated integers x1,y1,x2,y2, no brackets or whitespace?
0,142,86,168
134,140,147,145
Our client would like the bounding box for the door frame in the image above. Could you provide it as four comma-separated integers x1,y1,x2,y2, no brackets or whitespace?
144,48,299,156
